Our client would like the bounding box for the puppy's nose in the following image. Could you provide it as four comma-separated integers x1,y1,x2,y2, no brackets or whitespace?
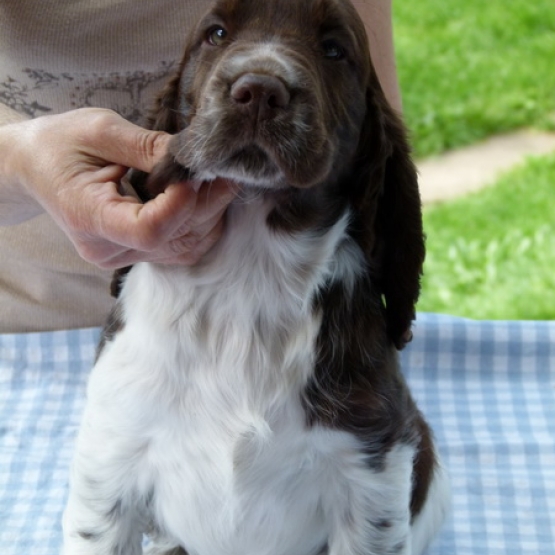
230,73,290,121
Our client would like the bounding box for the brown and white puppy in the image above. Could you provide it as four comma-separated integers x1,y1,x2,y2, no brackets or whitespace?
63,1,449,554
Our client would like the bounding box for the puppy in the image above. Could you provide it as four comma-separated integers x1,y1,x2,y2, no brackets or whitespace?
63,0,449,554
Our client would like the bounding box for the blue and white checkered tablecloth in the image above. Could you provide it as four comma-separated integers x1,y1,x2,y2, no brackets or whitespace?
1,313,554,554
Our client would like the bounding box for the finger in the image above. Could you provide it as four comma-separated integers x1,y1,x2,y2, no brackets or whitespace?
92,250,136,270
69,232,129,269
93,247,164,270
192,178,237,225
156,218,226,265
97,182,199,251
87,112,172,172
177,217,226,264
169,201,228,241
83,177,225,255
155,177,236,241
171,188,229,239
94,205,229,268
94,203,226,268
76,172,235,264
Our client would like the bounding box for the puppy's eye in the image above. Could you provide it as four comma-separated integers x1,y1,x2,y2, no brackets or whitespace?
322,39,345,60
206,26,228,46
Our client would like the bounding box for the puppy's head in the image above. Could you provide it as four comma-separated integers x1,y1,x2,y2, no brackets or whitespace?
140,0,424,349
146,0,371,191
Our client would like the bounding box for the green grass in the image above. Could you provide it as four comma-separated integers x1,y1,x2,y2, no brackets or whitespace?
394,0,555,319
418,154,555,319
394,0,555,157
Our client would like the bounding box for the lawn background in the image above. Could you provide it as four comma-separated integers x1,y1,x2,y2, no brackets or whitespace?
393,0,555,319
394,0,555,158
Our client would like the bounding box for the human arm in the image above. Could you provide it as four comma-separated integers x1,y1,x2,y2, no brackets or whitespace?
0,108,235,268
352,0,402,112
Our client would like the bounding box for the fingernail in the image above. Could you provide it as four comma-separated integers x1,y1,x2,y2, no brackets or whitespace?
191,179,204,194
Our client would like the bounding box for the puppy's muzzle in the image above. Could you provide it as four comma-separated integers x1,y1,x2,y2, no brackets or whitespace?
231,73,291,121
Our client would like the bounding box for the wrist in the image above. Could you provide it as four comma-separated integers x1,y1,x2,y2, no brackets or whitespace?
0,122,44,225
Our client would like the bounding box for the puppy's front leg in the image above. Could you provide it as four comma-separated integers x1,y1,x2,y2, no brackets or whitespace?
323,445,415,555
63,497,142,555
62,415,146,555
326,514,411,555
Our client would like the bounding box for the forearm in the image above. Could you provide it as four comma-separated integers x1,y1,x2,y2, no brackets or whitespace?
0,121,44,225
352,0,402,112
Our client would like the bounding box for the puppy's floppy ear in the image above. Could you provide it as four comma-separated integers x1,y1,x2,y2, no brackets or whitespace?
354,79,425,350
130,62,192,202
146,65,186,134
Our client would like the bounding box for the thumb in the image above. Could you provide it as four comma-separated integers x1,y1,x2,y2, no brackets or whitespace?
89,114,172,173
123,126,173,173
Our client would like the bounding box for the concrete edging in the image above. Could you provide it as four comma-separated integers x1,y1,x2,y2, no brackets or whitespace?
417,130,555,205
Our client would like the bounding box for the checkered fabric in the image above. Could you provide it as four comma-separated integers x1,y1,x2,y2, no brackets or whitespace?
1,313,554,554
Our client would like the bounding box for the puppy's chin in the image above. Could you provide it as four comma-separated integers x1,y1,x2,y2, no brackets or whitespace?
203,146,288,190
170,128,334,191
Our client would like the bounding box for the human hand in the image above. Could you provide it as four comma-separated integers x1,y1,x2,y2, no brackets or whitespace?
1,108,236,268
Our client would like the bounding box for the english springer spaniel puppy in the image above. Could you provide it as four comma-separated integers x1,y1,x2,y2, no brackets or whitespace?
63,0,450,554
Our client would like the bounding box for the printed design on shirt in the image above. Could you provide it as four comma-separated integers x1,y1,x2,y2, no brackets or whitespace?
0,69,60,117
0,61,176,122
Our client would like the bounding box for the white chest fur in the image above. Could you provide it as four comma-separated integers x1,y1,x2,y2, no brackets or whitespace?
116,198,357,404
76,198,370,555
